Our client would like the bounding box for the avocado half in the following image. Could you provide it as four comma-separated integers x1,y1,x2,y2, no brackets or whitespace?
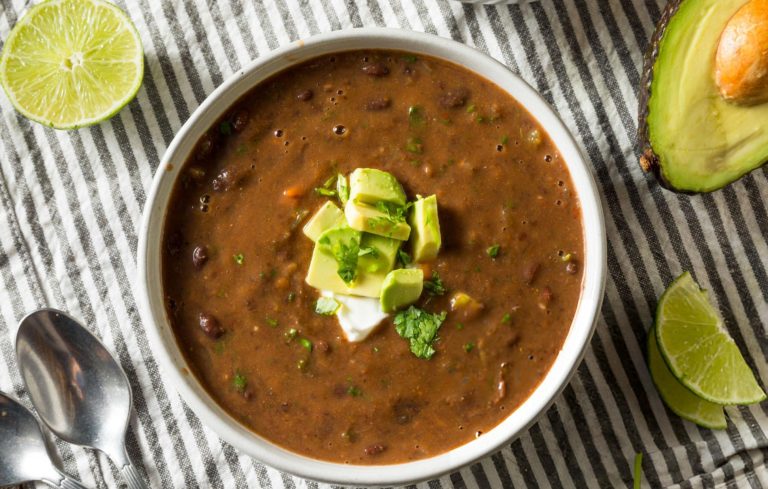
638,0,768,193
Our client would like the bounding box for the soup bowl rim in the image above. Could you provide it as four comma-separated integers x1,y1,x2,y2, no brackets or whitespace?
137,27,607,486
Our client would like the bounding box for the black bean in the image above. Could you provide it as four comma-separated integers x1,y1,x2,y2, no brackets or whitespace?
316,340,330,353
192,245,208,269
392,398,421,425
361,62,389,77
199,312,224,339
231,109,249,132
439,88,469,108
364,444,386,456
522,262,539,284
364,97,391,111
212,166,239,192
296,89,313,101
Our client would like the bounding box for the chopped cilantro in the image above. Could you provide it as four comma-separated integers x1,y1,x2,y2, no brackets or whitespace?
397,249,412,267
299,338,313,352
405,137,423,154
314,187,337,197
486,244,500,258
463,342,475,353
394,306,447,360
220,121,232,135
347,385,363,397
424,272,446,296
501,313,512,323
408,105,425,127
315,297,340,316
266,317,278,328
318,233,360,284
233,372,247,392
466,104,476,113
358,247,379,258
500,135,509,145
233,253,244,265
375,201,412,223
402,54,418,63
337,173,349,205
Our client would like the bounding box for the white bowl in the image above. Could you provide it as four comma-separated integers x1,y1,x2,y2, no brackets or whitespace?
138,28,606,486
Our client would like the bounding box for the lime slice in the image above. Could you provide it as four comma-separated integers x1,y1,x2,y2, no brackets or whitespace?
648,326,727,429
0,0,143,129
656,272,766,405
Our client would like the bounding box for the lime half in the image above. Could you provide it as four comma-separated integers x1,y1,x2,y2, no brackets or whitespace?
0,0,144,129
648,326,726,429
655,272,766,405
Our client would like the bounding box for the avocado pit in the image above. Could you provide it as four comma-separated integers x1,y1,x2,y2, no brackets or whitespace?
715,0,768,105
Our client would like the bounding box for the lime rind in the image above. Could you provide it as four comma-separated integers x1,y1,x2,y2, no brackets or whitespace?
648,326,727,430
655,272,766,405
0,0,144,129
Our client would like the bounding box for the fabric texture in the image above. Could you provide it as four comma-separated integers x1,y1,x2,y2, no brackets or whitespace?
1,0,767,487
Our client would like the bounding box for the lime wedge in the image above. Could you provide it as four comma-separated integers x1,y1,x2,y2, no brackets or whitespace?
648,326,726,429
0,0,144,129
655,272,766,405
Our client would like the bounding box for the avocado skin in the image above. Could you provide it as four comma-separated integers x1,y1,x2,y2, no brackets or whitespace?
637,0,688,193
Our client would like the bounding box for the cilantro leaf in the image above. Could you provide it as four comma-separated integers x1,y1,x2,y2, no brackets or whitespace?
423,272,446,296
393,306,447,360
487,244,500,258
315,187,337,197
397,249,412,267
233,372,247,392
358,246,379,258
318,231,360,284
337,173,350,206
315,297,340,315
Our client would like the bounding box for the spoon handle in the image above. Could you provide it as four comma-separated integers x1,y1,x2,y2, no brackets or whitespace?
58,476,91,489
120,462,149,489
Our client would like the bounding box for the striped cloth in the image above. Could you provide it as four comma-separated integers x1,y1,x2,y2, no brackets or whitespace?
0,0,767,487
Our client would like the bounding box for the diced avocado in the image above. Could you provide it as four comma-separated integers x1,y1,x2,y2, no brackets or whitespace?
349,168,407,206
306,227,395,298
640,0,768,192
303,201,345,242
345,200,411,241
408,195,441,262
359,233,401,275
380,269,424,312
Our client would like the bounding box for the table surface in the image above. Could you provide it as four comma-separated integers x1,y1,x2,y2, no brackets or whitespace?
1,0,767,487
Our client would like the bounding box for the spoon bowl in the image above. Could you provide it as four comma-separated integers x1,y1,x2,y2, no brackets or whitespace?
15,308,147,489
0,392,88,488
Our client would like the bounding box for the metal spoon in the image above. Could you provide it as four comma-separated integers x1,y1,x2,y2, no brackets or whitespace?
15,308,149,489
0,392,89,488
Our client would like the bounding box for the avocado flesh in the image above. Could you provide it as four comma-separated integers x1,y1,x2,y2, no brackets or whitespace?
647,0,768,192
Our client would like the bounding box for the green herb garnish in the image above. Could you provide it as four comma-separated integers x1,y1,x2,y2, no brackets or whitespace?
318,232,360,284
315,297,340,316
408,105,425,127
500,135,509,145
463,342,475,353
397,249,412,267
233,253,244,265
405,136,423,154
299,338,313,352
337,173,349,205
486,244,500,258
266,317,278,328
233,372,247,392
358,247,379,258
394,306,447,360
315,187,337,197
501,313,512,323
402,54,418,63
466,104,476,113
375,201,412,223
347,385,363,397
424,272,446,296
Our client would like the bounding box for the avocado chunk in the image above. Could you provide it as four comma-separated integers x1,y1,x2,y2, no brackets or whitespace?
345,200,411,241
640,0,768,192
306,227,399,298
408,195,441,262
349,168,407,206
380,269,424,312
303,201,345,242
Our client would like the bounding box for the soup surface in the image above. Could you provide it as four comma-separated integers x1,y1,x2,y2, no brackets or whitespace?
162,50,584,464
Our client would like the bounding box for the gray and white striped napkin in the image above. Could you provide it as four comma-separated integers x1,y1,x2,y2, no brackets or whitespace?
1,0,766,487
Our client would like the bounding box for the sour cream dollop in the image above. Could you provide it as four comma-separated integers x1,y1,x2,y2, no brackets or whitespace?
321,291,388,342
